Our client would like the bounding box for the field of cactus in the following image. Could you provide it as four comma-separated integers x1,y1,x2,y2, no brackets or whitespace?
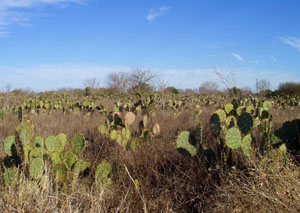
0,91,300,212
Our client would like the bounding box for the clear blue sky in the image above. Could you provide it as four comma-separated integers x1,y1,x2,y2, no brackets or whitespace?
0,0,299,91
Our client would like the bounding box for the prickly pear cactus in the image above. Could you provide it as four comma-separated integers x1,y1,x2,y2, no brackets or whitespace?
110,130,117,140
4,136,16,157
16,121,33,145
215,109,226,123
225,127,241,149
54,164,68,182
29,147,46,162
95,160,112,187
63,151,77,170
71,134,85,154
29,158,44,180
225,103,234,115
237,112,253,134
263,101,272,111
56,133,67,153
124,112,136,125
241,134,252,156
152,123,160,135
34,136,44,148
98,125,106,135
3,167,19,187
176,131,197,157
143,115,148,128
45,136,61,153
73,160,90,179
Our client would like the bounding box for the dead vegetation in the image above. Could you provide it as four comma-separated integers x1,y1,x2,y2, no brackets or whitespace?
0,104,300,212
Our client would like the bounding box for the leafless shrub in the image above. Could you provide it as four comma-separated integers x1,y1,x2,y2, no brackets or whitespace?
83,77,100,90
106,71,129,93
198,81,220,95
256,79,271,94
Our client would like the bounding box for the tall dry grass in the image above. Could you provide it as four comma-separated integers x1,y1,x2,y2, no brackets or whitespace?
0,105,299,212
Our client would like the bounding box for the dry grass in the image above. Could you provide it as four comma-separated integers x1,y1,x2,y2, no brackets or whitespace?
0,104,300,212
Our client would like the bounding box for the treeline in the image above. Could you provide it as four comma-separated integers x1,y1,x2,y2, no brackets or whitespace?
1,68,299,96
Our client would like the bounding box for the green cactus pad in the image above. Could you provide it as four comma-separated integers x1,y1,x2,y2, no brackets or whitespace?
143,115,148,128
73,160,90,178
125,128,131,140
263,101,272,111
34,136,44,148
241,134,252,156
271,134,282,145
71,134,85,154
176,131,197,157
237,112,253,134
225,127,242,149
45,136,61,152
246,105,255,114
55,164,68,182
225,103,234,115
226,115,238,128
110,130,117,140
116,133,122,145
63,151,77,170
50,152,62,165
3,167,19,187
122,128,126,138
29,158,44,179
98,125,106,135
57,133,67,153
215,109,226,123
29,147,46,162
4,136,16,157
95,161,112,186
16,121,33,145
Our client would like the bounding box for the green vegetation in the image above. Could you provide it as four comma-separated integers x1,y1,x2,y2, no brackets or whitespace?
0,90,300,212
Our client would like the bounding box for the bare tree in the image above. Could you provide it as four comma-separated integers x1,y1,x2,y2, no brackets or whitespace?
198,81,219,94
241,87,252,95
83,77,100,90
256,79,271,94
128,68,155,92
4,84,11,93
156,75,168,92
213,66,237,90
106,71,129,93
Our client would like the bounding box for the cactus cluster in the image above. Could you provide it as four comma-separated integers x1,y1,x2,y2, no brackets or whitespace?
99,109,160,151
0,121,113,189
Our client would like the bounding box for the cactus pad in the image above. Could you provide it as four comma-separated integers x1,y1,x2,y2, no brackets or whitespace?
241,134,252,156
237,112,253,134
57,133,67,153
29,158,44,179
98,125,106,135
124,112,136,125
95,160,112,186
225,103,234,114
34,136,44,148
45,136,61,152
4,136,16,157
71,134,85,154
63,151,77,170
263,101,272,111
3,167,19,187
225,127,242,149
176,131,197,157
152,123,161,135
